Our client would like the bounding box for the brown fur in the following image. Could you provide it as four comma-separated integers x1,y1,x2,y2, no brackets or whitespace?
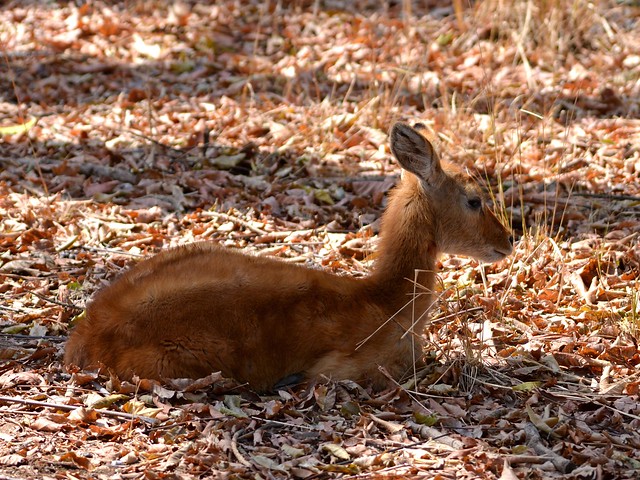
64,123,513,392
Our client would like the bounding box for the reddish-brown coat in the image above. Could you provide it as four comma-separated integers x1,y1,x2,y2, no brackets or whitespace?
64,123,513,391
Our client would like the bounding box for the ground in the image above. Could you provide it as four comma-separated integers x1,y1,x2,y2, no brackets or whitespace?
0,0,639,478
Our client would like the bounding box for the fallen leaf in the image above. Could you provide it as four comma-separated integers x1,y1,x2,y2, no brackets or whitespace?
219,395,248,418
253,455,286,471
321,443,350,461
68,407,99,424
30,416,66,432
85,393,129,409
59,451,92,470
0,371,45,388
0,454,25,466
122,400,163,418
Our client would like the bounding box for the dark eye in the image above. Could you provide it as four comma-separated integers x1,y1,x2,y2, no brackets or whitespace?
467,198,482,210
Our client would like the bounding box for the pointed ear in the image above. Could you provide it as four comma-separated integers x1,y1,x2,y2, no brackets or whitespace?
390,123,442,183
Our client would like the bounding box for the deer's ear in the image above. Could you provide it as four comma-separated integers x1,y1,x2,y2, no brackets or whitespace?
390,123,442,183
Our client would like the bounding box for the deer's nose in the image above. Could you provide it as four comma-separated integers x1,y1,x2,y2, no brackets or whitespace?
508,235,514,246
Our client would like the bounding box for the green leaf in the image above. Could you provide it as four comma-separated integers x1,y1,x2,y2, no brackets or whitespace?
67,281,83,291
320,463,360,474
86,393,129,409
512,445,529,454
209,153,246,169
512,381,542,392
0,117,36,135
67,310,86,328
2,324,30,334
313,189,334,205
436,33,454,46
170,60,195,74
220,395,248,418
413,411,438,426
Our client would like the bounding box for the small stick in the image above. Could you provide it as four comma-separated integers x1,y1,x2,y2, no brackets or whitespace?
0,333,66,342
572,192,640,202
29,290,83,311
0,272,56,280
0,305,27,313
504,454,554,465
80,245,144,257
201,211,268,236
407,421,466,450
123,128,185,154
202,127,210,157
0,395,158,425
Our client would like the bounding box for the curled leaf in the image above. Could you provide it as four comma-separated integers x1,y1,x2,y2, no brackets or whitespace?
320,443,350,461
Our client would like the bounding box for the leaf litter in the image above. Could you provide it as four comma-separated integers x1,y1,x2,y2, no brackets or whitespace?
1,0,640,478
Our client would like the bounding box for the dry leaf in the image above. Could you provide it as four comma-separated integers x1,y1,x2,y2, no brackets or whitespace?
59,451,92,470
321,443,350,461
0,454,25,466
30,416,66,432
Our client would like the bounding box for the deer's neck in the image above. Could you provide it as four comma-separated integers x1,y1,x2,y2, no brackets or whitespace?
367,174,438,314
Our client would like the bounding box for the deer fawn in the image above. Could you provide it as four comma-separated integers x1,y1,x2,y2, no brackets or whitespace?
65,123,513,391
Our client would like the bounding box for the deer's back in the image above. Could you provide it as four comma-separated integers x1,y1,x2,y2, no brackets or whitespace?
65,242,412,390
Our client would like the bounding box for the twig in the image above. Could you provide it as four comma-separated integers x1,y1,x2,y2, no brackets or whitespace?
0,395,158,425
572,192,640,202
0,305,27,313
231,429,252,467
201,211,268,236
0,333,66,342
29,290,83,311
249,416,317,431
125,128,185,154
504,454,553,465
202,127,211,157
0,272,56,279
78,164,137,184
79,245,144,257
407,421,466,450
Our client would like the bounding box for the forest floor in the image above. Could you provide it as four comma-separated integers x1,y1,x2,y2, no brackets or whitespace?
1,0,640,478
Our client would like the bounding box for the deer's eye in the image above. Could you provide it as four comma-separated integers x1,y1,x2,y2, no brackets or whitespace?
467,198,482,210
